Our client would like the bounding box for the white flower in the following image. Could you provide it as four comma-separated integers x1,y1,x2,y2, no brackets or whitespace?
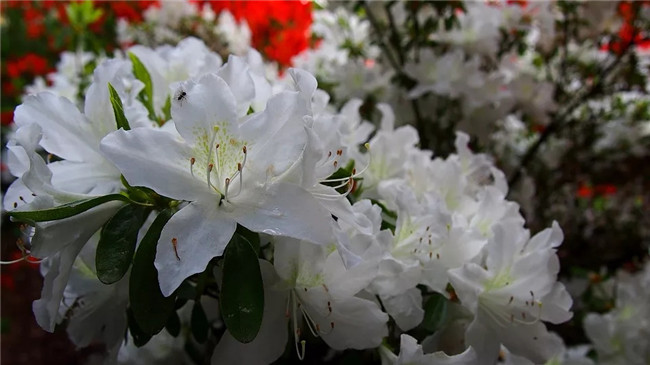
3,58,149,332
212,238,388,364
101,69,334,296
583,262,650,365
448,221,572,364
216,10,252,56
59,234,129,360
380,334,477,365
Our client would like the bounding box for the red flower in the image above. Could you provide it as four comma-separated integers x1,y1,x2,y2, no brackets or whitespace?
1,110,14,126
24,7,46,38
5,53,51,78
595,184,617,196
576,183,593,199
203,1,312,66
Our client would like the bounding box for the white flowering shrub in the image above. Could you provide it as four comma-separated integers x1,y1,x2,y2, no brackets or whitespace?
2,1,649,365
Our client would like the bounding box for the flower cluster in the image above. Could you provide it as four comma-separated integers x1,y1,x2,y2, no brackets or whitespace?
2,1,650,364
3,38,575,364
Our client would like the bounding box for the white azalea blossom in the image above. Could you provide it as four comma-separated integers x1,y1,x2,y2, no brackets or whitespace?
448,221,572,364
380,334,477,365
101,64,334,296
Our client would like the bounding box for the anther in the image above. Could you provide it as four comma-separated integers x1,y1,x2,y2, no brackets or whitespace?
190,157,196,165
172,238,180,260
330,322,335,329
19,196,25,202
208,164,214,172
333,161,338,168
436,253,440,259
13,202,17,208
508,296,514,304
429,252,433,259
242,146,247,154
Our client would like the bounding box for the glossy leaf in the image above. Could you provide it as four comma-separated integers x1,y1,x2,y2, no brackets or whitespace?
108,82,130,130
130,209,176,335
421,292,448,332
127,307,152,347
96,204,148,284
220,234,264,343
128,52,155,119
191,301,209,343
8,194,129,222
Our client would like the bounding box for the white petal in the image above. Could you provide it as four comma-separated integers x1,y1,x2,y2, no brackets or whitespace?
49,160,121,196
30,201,124,258
171,73,238,145
540,282,573,324
381,288,424,331
3,178,33,211
84,58,136,139
155,201,236,296
232,183,333,245
306,294,388,350
465,320,501,365
31,202,123,331
424,346,477,365
100,128,208,201
239,91,309,178
447,264,491,313
33,237,87,332
15,92,102,162
216,55,255,117
6,123,41,176
499,321,563,363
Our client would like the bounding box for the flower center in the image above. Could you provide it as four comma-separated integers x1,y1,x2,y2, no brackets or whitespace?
189,125,248,204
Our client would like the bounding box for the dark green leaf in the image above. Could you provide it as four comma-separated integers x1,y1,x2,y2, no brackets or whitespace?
8,194,129,222
236,224,260,256
191,301,209,343
127,307,152,347
421,292,448,332
108,82,131,130
165,310,181,337
177,281,197,300
96,204,148,284
130,209,176,335
220,234,264,343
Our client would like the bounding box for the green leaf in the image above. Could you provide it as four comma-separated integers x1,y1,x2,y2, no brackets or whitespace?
96,204,148,284
130,209,176,335
220,234,264,343
236,224,260,256
8,194,129,222
128,52,156,120
161,95,172,124
191,301,209,343
108,82,131,131
127,307,152,347
165,310,181,337
421,292,448,332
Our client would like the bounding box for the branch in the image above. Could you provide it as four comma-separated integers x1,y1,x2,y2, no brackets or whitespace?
361,1,431,149
508,43,635,187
